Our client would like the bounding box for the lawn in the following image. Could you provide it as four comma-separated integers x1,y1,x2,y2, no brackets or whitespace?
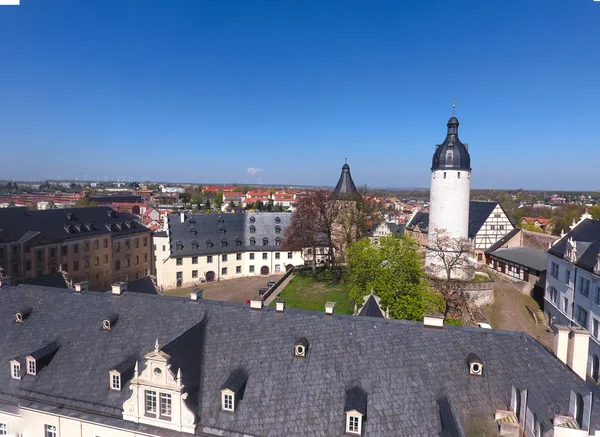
272,269,354,315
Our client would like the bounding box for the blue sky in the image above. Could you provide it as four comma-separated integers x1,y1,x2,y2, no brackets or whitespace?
1,0,599,190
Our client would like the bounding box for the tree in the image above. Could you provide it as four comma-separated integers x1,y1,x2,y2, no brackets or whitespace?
47,200,56,209
214,191,224,206
8,201,15,208
520,221,545,233
311,190,342,282
589,205,600,221
75,197,98,208
228,201,236,210
281,195,320,276
347,236,444,321
428,276,470,319
426,229,475,281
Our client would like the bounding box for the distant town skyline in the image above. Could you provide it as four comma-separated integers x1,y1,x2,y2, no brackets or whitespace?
1,0,599,190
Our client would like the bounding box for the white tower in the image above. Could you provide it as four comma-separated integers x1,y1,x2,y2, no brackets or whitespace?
425,107,472,279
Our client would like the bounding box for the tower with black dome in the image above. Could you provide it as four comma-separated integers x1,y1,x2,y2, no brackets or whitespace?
425,112,472,278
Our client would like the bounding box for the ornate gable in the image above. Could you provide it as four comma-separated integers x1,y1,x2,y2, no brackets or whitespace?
123,339,196,433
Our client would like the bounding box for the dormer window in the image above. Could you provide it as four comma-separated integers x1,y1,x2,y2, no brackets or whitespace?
111,372,121,390
176,241,183,251
191,240,199,250
15,307,33,324
236,239,242,247
218,217,224,224
27,357,36,375
275,216,281,224
222,391,234,411
190,229,197,237
10,360,20,380
344,387,367,436
263,237,268,246
249,225,256,234
275,225,281,233
189,218,196,225
275,237,281,246
219,228,226,234
221,241,228,248
102,313,119,330
249,216,256,223
250,238,256,246
206,239,213,249
294,337,309,357
467,352,483,376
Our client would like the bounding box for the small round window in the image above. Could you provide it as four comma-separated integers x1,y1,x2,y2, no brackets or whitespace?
295,345,305,356
154,367,162,375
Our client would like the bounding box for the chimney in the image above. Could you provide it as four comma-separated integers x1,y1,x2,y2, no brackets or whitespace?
0,276,11,287
249,298,263,310
180,211,185,223
276,299,285,312
111,282,127,295
74,281,89,292
190,288,203,301
325,301,336,315
423,313,444,328
568,326,590,380
553,325,570,364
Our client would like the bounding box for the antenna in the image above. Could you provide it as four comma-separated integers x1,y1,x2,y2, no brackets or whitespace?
452,97,456,116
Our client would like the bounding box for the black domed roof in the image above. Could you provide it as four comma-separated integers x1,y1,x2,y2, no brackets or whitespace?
431,116,471,172
332,161,361,200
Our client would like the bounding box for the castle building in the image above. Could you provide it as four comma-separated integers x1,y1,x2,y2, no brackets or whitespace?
425,114,472,279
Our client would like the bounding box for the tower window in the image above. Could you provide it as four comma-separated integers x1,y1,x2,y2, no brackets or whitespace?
458,172,461,178
444,172,447,179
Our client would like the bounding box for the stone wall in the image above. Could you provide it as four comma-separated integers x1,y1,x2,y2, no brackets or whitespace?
464,280,495,307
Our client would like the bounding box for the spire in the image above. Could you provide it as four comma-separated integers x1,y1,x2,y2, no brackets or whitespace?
134,361,139,378
332,160,360,200
452,97,456,116
154,338,160,353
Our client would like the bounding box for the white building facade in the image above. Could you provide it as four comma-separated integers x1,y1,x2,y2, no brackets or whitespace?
544,215,600,382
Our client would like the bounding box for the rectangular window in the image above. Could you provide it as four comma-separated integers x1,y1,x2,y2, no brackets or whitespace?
135,238,140,248
223,393,233,411
236,253,242,261
104,254,109,264
551,262,559,279
564,297,569,314
111,373,121,390
275,252,280,259
490,225,496,230
288,252,293,259
577,306,588,328
263,253,268,260
115,242,120,253
458,172,461,178
0,423,7,435
11,362,20,379
160,393,172,417
207,255,213,263
62,245,68,256
176,271,183,281
49,247,56,257
236,266,241,274
222,267,227,275
145,390,157,414
249,253,255,260
73,244,79,254
84,241,89,252
28,359,36,375
275,264,280,272
594,319,599,340
192,270,198,278
192,256,198,264
37,268,43,277
44,424,57,437
36,249,43,261
84,259,90,268
499,225,505,230
94,240,99,250
222,254,228,262
144,253,148,262
125,258,130,268
249,265,255,273
580,277,591,297
125,240,130,250
26,260,31,271
135,255,139,265
347,415,360,433
566,269,571,284
176,258,183,266
94,256,99,266
115,260,120,270
144,236,148,247
104,238,109,248
73,261,79,271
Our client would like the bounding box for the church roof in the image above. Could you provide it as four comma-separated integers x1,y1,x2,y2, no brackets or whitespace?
431,116,471,172
332,161,360,200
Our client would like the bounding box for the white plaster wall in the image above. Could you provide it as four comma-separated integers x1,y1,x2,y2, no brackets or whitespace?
545,254,575,322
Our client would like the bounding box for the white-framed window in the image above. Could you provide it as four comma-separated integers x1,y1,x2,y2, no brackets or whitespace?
111,373,121,390
0,423,7,435
10,361,20,380
27,358,36,375
577,306,588,329
222,391,234,411
580,277,591,297
346,413,362,435
45,424,57,437
551,262,559,279
548,286,558,304
145,390,157,414
160,393,172,417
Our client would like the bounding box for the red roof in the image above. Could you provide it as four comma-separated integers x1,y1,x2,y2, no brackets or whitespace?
522,217,550,226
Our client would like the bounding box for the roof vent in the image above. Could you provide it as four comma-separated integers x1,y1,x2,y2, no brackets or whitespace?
15,307,33,324
423,313,444,329
325,301,336,315
276,299,285,312
467,352,483,376
107,210,117,218
74,281,89,292
294,337,309,357
102,313,119,330
190,288,203,301
249,298,263,310
66,212,77,220
111,282,127,295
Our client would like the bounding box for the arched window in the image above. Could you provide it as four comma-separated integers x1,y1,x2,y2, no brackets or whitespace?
576,393,584,427
249,225,256,234
249,238,256,246
263,238,268,246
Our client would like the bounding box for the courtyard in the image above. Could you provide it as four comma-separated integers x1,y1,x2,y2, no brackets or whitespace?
164,274,283,303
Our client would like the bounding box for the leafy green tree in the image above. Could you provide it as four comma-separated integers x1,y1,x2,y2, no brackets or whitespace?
75,197,98,208
47,200,56,209
229,201,236,210
520,221,545,233
214,190,224,206
8,201,16,208
347,235,444,321
589,205,600,221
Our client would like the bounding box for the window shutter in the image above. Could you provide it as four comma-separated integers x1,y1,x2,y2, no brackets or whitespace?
582,392,592,431
569,389,577,418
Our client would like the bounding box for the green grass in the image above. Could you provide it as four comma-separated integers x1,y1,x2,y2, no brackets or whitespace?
444,318,463,326
272,269,354,315
473,273,491,282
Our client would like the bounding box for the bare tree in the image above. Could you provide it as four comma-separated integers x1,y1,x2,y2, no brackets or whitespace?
426,229,475,280
281,195,320,276
312,190,342,283
428,276,468,319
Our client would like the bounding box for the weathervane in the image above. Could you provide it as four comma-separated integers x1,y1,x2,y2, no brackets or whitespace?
452,97,456,116
345,153,348,165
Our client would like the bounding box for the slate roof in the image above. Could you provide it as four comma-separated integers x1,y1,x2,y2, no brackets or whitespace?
23,272,69,289
431,116,471,172
0,206,148,244
1,284,599,436
548,218,600,273
332,162,360,200
487,228,521,252
167,212,292,257
406,201,500,239
488,247,549,272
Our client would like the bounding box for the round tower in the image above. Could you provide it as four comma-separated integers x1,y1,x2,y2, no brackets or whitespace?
425,115,472,278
